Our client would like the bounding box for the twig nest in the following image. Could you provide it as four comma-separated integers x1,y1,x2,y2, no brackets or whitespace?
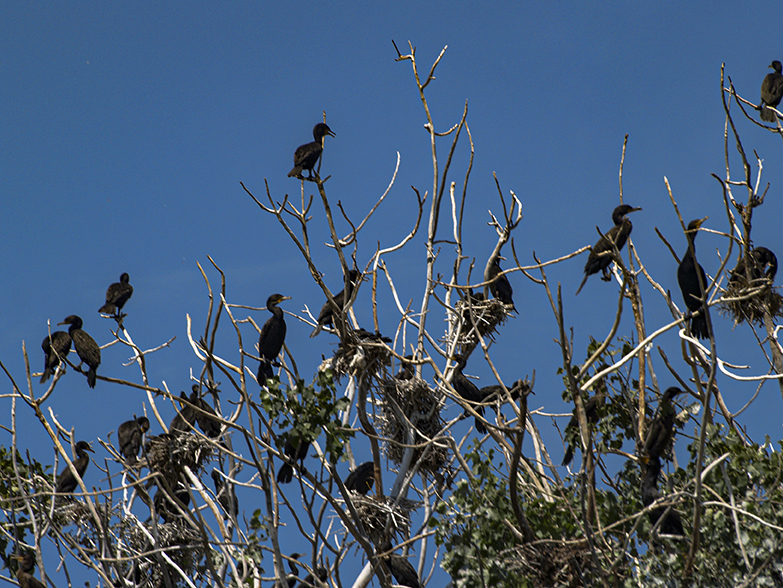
144,433,215,487
376,377,448,476
341,493,420,546
501,540,597,587
719,280,782,326
330,330,393,381
125,517,203,586
448,297,509,349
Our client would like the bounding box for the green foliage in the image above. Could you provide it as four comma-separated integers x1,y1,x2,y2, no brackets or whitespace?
435,442,529,587
0,447,50,571
264,369,352,465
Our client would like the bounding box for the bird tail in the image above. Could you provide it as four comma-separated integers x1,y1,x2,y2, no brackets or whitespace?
288,166,302,178
690,314,709,340
87,368,97,388
257,361,273,386
277,463,294,484
99,303,116,314
310,323,323,338
474,417,487,435
575,273,589,295
41,367,51,384
562,446,574,467
761,105,777,122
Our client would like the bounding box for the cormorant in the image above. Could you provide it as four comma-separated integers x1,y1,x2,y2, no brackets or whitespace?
486,258,518,313
285,553,303,588
193,385,222,438
40,330,72,384
450,354,487,434
642,387,684,461
562,385,606,467
310,270,361,338
295,566,327,588
169,390,199,434
118,416,150,466
277,433,310,484
11,553,46,588
395,355,415,380
576,204,642,295
288,123,335,179
641,456,684,536
57,315,100,388
677,218,710,340
479,379,529,404
344,461,375,495
729,246,778,285
378,541,421,588
153,484,191,523
99,272,133,317
760,60,783,123
257,293,291,384
56,440,93,495
211,469,239,517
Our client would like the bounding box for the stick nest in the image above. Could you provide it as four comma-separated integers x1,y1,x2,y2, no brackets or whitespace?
719,280,783,326
144,433,215,487
448,297,509,349
375,377,449,476
501,539,597,588
125,517,203,587
330,333,393,382
341,493,421,546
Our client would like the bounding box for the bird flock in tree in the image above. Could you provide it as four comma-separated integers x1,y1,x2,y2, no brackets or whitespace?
12,56,783,586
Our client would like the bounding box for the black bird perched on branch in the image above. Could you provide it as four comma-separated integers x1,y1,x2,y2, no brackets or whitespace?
40,330,72,384
288,123,335,179
642,387,684,461
211,469,239,517
641,455,684,536
56,440,94,495
396,355,415,380
193,385,222,438
295,566,328,588
479,379,530,405
169,390,199,434
562,385,606,467
99,272,133,317
257,293,291,384
730,246,778,285
576,204,642,295
118,416,150,466
154,484,191,523
57,315,100,388
345,461,375,495
310,270,361,338
378,541,421,588
677,218,710,340
486,257,517,313
11,552,46,588
450,354,487,434
277,433,310,484
760,60,783,123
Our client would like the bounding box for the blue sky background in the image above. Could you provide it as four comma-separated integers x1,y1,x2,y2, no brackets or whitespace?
3,2,783,586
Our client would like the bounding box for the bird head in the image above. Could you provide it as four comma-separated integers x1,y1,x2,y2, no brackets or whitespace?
138,417,151,432
58,315,83,328
686,217,708,233
76,440,94,453
267,293,292,307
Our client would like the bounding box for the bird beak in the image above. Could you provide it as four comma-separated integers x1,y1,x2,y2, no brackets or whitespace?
281,296,292,302
57,320,66,326
86,444,95,453
631,206,643,213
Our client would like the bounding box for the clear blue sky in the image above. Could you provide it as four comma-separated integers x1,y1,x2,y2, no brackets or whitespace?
2,2,783,585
